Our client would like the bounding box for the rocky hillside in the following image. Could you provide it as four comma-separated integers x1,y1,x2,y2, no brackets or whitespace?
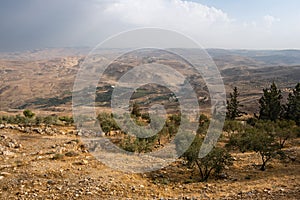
0,125,299,199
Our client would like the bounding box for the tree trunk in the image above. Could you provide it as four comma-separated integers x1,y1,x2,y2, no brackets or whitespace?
260,162,266,171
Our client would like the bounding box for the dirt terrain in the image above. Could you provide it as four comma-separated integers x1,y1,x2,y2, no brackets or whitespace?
0,125,299,199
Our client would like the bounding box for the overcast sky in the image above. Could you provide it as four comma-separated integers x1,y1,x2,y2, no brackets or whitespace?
1,0,300,51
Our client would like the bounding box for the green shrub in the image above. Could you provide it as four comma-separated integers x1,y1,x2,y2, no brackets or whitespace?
23,109,35,118
43,115,58,125
35,116,43,125
121,135,157,153
59,116,74,125
97,112,120,133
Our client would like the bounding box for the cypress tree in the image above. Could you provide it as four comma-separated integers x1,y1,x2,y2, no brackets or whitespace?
259,82,283,121
285,83,300,125
226,87,244,120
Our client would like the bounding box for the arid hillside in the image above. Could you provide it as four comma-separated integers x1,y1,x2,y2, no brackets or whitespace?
0,124,299,199
0,48,299,116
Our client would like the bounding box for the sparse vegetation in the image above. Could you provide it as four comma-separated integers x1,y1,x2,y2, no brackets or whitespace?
0,113,73,126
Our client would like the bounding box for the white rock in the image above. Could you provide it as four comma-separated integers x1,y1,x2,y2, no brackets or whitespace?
3,150,15,156
0,172,11,177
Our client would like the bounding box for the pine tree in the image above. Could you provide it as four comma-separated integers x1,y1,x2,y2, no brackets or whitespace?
285,83,300,125
226,87,244,120
259,82,283,121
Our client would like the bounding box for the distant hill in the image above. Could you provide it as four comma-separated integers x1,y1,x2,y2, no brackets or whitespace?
0,48,299,115
207,49,300,68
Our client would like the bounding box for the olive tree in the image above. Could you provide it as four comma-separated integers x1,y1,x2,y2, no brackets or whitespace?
177,134,233,181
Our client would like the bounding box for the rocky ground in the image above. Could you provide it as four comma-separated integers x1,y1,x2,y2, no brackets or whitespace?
0,125,299,199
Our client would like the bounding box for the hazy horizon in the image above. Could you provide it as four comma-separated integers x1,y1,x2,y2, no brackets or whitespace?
2,46,300,53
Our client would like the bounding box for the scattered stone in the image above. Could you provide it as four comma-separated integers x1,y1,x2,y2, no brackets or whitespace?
65,151,79,157
47,180,55,185
218,173,228,179
2,150,15,156
77,159,88,165
0,172,11,177
52,153,64,160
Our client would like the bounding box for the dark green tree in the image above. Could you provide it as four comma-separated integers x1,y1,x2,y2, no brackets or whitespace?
259,82,283,121
23,109,35,118
226,87,244,120
285,83,300,125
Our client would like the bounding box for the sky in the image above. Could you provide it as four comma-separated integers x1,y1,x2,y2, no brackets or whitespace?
1,0,300,51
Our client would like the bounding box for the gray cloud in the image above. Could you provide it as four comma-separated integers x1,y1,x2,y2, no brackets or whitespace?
0,0,299,51
0,0,126,51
